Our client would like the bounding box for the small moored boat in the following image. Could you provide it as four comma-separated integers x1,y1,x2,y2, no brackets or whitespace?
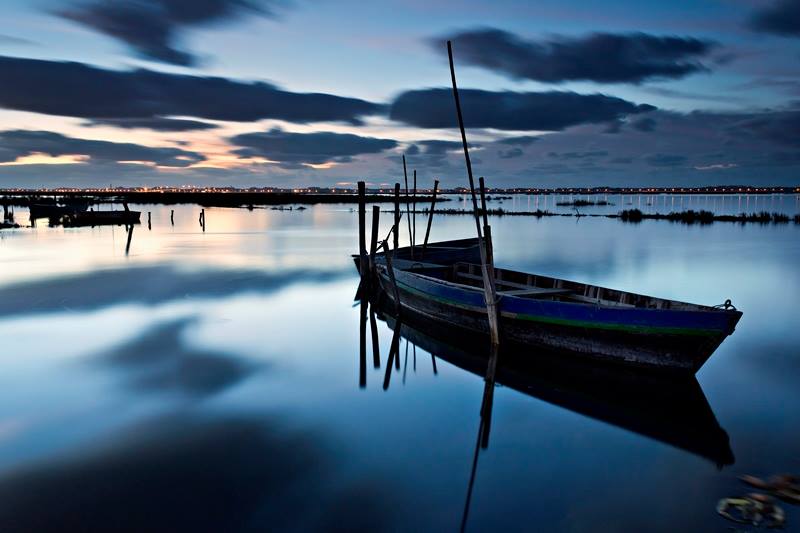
360,239,742,374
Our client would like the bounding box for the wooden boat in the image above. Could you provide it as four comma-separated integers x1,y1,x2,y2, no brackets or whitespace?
61,209,141,227
362,239,742,374
353,237,481,270
381,313,734,467
29,202,87,220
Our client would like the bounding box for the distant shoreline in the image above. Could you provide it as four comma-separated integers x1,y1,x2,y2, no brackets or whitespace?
0,184,798,202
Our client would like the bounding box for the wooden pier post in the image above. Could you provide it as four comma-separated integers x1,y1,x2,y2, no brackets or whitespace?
170,209,174,225
368,205,380,288
357,181,367,284
125,224,134,256
370,305,381,368
412,169,417,251
359,297,367,389
199,209,205,232
402,156,413,259
479,177,489,228
393,183,400,250
448,40,500,349
147,211,152,230
422,179,439,257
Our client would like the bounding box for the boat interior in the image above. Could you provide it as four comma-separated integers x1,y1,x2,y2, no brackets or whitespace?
390,259,716,311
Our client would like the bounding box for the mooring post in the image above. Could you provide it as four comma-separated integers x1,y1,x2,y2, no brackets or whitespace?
412,169,417,251
170,209,174,225
368,205,380,291
359,297,367,389
125,224,134,256
448,40,500,350
422,179,439,257
402,156,414,259
358,181,367,284
147,211,152,230
199,209,205,232
393,183,400,250
369,305,380,369
479,177,489,228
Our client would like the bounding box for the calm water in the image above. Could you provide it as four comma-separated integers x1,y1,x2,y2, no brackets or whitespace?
0,201,799,532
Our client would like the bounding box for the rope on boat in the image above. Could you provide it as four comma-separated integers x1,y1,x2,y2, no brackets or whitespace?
714,299,736,310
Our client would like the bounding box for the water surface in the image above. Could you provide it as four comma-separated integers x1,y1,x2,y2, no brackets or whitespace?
0,200,798,531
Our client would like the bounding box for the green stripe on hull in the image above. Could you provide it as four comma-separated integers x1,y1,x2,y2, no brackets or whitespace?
390,277,721,338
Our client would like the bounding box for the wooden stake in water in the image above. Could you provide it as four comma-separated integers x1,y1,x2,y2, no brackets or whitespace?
413,169,417,252
393,183,401,250
170,209,174,225
447,40,500,348
402,156,414,259
357,181,367,283
422,179,440,257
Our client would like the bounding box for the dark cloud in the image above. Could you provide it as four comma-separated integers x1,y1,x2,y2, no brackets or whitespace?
0,55,383,125
632,117,657,132
229,128,398,167
749,0,800,37
0,413,394,532
98,318,257,398
0,130,204,167
390,88,654,131
85,117,219,131
58,0,286,66
498,147,524,159
439,28,716,84
610,157,634,164
727,109,800,147
0,265,347,319
398,139,475,169
497,135,540,146
548,150,608,160
645,153,687,167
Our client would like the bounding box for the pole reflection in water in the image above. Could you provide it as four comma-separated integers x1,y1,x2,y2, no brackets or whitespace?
360,306,735,530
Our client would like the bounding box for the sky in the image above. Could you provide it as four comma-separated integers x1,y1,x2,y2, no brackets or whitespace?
0,0,798,188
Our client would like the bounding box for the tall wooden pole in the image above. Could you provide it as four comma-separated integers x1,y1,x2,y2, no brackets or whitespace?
393,183,400,250
479,177,489,228
448,40,500,348
412,169,417,252
402,155,414,259
422,179,439,257
358,181,367,283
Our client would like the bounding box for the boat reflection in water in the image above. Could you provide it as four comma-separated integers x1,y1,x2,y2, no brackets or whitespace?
356,298,735,530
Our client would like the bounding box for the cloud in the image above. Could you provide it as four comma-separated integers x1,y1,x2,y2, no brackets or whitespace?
439,28,716,84
57,0,286,66
497,135,540,146
498,147,523,159
645,153,687,167
0,130,205,167
0,413,395,532
749,0,800,37
548,150,608,159
727,109,800,147
0,34,35,46
632,117,657,132
0,55,383,126
399,140,474,169
390,88,655,131
229,128,398,167
84,117,219,131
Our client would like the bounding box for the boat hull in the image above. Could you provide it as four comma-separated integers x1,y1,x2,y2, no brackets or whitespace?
376,267,741,374
353,237,480,271
62,211,141,227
